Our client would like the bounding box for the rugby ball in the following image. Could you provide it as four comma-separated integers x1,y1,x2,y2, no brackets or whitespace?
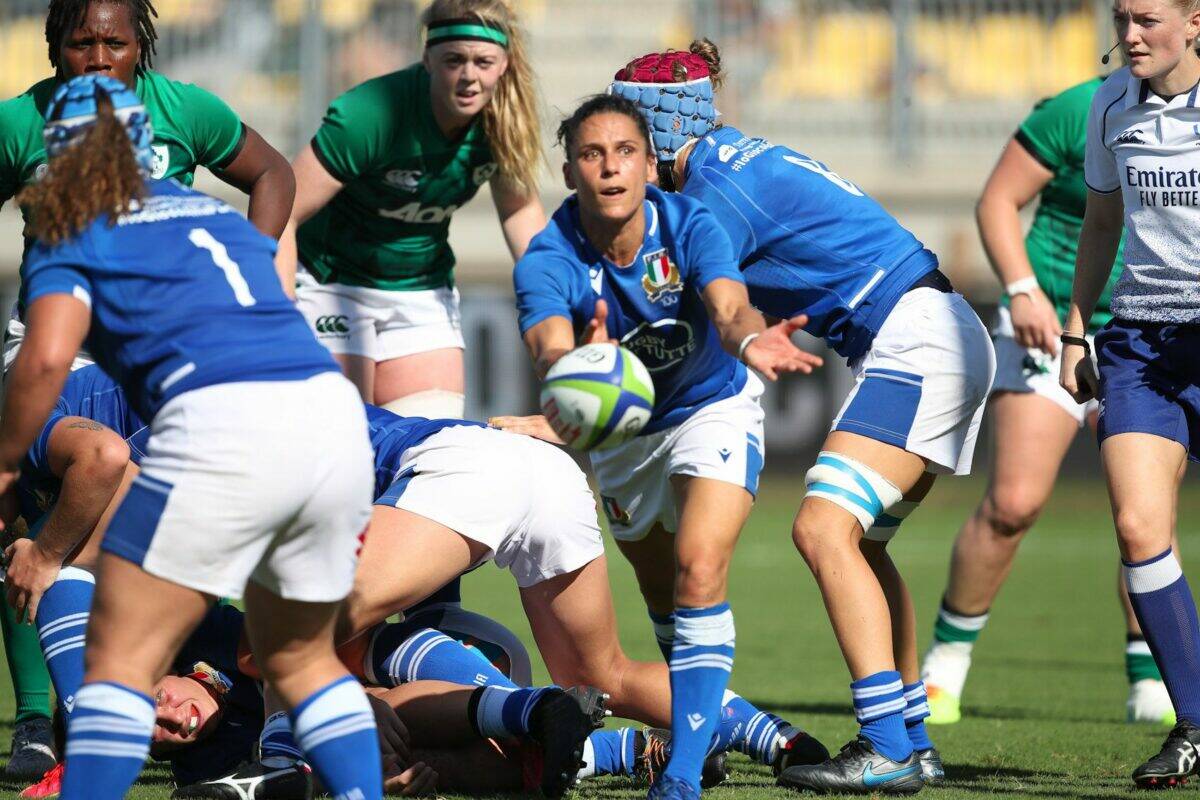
540,343,655,451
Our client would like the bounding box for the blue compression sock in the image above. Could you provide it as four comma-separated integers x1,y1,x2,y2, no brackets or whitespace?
648,610,675,662
902,681,933,751
662,604,735,792
290,676,382,800
1124,549,1200,725
578,728,638,778
36,566,94,718
368,625,516,689
718,690,793,764
61,681,154,799
851,671,912,762
469,685,553,738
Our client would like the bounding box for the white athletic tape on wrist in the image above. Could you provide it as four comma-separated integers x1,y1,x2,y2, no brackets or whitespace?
804,451,903,533
382,390,465,420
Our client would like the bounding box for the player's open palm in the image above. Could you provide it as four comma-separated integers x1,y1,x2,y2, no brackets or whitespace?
4,538,59,623
1010,290,1062,356
489,414,566,445
743,315,824,380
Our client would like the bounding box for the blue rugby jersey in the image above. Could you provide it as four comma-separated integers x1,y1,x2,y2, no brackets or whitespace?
20,180,337,421
514,184,747,434
683,126,938,360
18,365,148,528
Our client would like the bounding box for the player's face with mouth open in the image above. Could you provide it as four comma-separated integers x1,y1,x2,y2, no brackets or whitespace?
58,1,141,88
425,41,509,125
149,675,224,754
1113,0,1200,80
564,113,657,226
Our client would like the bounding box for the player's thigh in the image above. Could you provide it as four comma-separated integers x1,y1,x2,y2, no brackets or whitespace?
335,353,376,403
241,581,341,683
519,556,624,679
984,390,1081,519
1101,432,1188,561
613,524,677,614
374,349,465,405
346,505,485,634
85,552,211,687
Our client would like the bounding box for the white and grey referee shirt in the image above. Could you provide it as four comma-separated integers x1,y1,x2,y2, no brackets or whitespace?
1086,66,1200,322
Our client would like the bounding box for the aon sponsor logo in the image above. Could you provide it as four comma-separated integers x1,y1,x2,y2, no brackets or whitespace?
379,202,459,223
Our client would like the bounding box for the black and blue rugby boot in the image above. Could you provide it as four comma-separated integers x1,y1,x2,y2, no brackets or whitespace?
777,736,924,795
1132,720,1200,790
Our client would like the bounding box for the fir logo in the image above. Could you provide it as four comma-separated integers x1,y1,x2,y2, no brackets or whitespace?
384,169,422,191
315,315,350,335
718,144,738,163
150,144,170,179
641,248,682,304
473,162,498,185
1114,130,1147,146
601,495,632,526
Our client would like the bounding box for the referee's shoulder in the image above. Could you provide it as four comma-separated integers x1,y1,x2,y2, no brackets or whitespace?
1094,67,1133,105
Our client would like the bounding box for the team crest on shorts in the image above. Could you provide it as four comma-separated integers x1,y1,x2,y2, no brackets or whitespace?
601,495,632,526
641,249,682,304
150,144,170,179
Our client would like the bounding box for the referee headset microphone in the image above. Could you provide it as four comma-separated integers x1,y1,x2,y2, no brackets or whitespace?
1101,41,1121,64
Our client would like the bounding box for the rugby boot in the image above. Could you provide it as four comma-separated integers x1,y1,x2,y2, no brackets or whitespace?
7,717,57,780
773,725,832,776
170,758,314,799
636,727,728,788
1133,720,1200,790
646,774,701,800
778,736,924,795
19,762,62,798
917,747,945,785
529,686,609,798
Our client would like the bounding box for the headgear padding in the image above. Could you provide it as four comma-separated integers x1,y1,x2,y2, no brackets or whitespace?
609,51,718,162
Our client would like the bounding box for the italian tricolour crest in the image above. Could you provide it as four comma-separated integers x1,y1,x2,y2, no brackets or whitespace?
641,248,682,303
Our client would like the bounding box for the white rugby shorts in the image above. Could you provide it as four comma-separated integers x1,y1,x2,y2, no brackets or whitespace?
990,306,1098,426
375,425,604,588
590,373,766,542
832,289,995,476
295,267,464,362
101,371,374,602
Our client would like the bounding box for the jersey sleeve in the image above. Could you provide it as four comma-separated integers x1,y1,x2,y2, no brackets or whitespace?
513,245,581,336
681,205,745,291
1084,85,1121,194
25,403,70,480
177,84,246,171
1015,89,1081,173
310,78,395,183
21,240,95,310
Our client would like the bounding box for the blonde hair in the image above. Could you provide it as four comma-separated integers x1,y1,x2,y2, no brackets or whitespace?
18,103,144,245
687,38,725,90
423,0,543,197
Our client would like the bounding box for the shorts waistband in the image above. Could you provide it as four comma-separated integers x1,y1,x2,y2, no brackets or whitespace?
908,269,953,294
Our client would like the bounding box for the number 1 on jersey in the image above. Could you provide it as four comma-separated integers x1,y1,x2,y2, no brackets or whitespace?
188,228,257,307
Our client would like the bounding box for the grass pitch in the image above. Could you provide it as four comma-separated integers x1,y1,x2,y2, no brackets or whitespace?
0,475,1195,799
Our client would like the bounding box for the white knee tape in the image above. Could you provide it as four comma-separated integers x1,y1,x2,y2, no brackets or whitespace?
382,390,465,420
864,500,920,543
804,451,904,533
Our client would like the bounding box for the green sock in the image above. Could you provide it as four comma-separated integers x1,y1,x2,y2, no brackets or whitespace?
1126,635,1164,683
933,598,988,645
0,600,52,723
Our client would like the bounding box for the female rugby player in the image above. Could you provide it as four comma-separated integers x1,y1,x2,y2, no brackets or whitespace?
615,41,995,794
0,2,294,774
1061,0,1200,787
278,0,546,418
5,75,378,800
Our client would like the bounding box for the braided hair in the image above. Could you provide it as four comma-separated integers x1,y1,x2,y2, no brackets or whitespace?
46,0,159,75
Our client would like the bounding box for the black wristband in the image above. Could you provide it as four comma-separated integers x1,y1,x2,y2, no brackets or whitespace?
1059,333,1090,354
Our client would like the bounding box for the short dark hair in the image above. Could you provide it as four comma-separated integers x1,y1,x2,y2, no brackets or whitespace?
46,0,159,74
556,94,654,159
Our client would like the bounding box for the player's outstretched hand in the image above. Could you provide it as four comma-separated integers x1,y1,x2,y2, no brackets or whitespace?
1059,342,1098,403
383,760,438,796
4,538,60,623
1010,290,1062,356
580,299,618,346
743,315,824,381
368,692,413,763
489,414,566,445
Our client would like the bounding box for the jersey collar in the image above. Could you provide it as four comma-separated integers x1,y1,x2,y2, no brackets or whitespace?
567,196,656,269
1134,75,1200,110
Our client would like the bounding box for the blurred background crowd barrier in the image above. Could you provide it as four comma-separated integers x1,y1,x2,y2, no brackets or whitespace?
0,0,1112,458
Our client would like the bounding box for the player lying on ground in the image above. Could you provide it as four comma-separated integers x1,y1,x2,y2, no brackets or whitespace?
919,76,1173,727
497,92,821,800
612,40,996,795
3,75,380,800
0,0,295,775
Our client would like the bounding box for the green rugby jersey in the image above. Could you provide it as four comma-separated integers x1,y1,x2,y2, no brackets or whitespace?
299,63,498,292
0,70,246,208
1012,77,1123,333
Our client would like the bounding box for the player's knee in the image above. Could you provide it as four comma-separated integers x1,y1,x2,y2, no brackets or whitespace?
674,555,729,606
981,488,1043,538
1113,507,1164,554
795,452,903,559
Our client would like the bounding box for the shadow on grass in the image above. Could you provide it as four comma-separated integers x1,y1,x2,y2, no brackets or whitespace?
946,763,1134,799
965,705,1119,725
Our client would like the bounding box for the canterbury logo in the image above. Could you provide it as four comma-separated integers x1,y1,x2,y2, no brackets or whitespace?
315,315,350,335
1114,130,1146,145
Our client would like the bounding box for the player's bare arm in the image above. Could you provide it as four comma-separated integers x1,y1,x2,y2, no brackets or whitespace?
212,125,296,240
491,177,547,261
274,144,345,297
701,278,822,380
0,295,91,491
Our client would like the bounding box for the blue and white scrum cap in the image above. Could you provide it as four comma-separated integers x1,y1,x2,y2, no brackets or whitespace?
608,51,718,162
43,74,154,175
